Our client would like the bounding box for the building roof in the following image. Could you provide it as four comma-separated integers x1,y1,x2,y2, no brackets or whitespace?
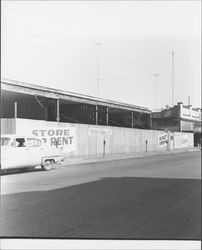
1,78,151,113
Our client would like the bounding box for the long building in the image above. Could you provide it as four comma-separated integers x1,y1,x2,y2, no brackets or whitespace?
1,79,151,129
1,79,195,158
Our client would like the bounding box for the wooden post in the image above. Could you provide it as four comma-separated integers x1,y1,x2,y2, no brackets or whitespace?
179,119,182,132
14,102,17,118
56,99,60,122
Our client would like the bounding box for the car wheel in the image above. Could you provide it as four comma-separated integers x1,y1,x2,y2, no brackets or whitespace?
41,160,54,171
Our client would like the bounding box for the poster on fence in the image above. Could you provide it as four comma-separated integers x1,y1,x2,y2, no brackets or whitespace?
89,127,112,136
174,133,190,148
158,133,168,147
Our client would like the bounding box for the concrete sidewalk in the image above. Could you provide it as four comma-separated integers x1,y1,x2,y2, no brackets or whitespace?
62,147,200,167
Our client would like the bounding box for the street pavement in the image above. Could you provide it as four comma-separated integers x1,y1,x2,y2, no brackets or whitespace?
0,151,201,240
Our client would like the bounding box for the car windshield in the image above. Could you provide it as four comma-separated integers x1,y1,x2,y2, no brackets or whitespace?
1,137,11,146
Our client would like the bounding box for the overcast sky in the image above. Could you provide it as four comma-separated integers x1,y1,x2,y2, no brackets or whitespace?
1,1,201,109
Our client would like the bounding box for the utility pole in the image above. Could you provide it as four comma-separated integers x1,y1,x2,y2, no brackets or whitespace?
153,73,159,110
172,49,175,106
95,42,102,97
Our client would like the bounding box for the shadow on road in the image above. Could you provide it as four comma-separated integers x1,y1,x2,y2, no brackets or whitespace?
0,166,60,176
0,167,43,176
1,176,201,240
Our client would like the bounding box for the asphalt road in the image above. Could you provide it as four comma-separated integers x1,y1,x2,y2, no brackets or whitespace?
0,151,201,240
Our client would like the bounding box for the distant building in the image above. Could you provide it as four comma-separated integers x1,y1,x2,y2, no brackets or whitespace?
151,102,201,146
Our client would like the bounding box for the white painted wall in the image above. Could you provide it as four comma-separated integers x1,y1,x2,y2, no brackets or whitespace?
1,118,194,158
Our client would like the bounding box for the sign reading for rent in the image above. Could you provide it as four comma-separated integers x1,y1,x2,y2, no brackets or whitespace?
31,128,76,152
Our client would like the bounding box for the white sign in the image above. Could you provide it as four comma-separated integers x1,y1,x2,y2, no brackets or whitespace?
192,110,200,119
181,107,200,121
89,127,112,136
158,133,168,147
181,108,190,117
174,133,189,148
31,127,76,153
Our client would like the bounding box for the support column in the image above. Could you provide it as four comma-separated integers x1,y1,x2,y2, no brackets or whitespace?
131,111,134,128
56,99,60,122
179,119,182,132
44,100,48,121
178,102,183,132
14,102,17,118
149,114,152,129
95,105,98,125
106,107,109,126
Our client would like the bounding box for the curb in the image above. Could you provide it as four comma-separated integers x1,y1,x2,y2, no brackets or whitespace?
61,147,200,167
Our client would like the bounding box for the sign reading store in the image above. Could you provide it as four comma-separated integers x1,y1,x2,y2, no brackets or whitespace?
31,127,76,152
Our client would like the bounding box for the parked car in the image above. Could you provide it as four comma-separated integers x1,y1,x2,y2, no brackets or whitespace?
1,135,63,171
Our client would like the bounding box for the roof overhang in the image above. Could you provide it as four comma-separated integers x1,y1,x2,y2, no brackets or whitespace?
1,79,151,114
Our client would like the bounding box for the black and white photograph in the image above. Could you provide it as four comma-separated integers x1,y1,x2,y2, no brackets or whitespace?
0,0,201,250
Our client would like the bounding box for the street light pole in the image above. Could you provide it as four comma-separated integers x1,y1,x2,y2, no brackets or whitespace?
172,49,175,106
153,73,160,110
95,42,102,97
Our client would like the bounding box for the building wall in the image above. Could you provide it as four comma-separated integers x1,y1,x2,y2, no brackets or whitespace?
152,106,179,119
152,118,180,132
1,104,15,118
151,105,180,132
18,103,48,120
1,118,194,159
180,120,193,132
60,104,97,124
1,119,16,134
